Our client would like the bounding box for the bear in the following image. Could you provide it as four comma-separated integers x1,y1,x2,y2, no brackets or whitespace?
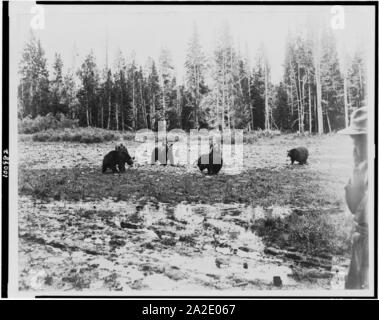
197,143,223,175
102,144,134,173
150,142,174,166
287,147,309,165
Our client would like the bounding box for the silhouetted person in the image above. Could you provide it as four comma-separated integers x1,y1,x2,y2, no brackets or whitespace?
339,107,368,289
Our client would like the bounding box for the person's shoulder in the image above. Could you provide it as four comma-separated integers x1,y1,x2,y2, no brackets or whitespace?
358,160,368,170
359,161,369,186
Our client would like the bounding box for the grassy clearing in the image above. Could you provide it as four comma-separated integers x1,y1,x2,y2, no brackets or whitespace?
18,133,354,284
19,166,342,207
18,165,351,256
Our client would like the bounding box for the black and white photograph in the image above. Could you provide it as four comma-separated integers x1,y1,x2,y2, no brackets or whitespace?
2,1,377,298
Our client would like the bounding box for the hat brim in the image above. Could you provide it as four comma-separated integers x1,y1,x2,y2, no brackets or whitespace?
338,127,367,135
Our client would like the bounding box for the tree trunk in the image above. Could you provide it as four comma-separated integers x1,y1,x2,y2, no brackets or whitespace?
291,72,300,133
195,65,200,129
140,80,148,128
314,96,317,133
326,109,332,133
308,79,312,133
132,73,136,130
297,66,302,133
116,103,119,131
247,74,253,130
161,85,165,123
86,91,90,127
177,85,181,128
101,97,104,129
290,85,294,116
313,28,324,134
264,63,270,131
300,73,307,134
222,51,226,130
150,93,155,130
358,64,363,108
121,85,124,131
216,89,219,129
121,107,124,131
107,80,111,129
343,75,349,127
315,63,323,134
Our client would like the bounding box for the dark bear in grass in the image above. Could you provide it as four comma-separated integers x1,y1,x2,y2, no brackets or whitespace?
102,144,133,173
287,146,309,165
197,143,223,175
151,142,174,165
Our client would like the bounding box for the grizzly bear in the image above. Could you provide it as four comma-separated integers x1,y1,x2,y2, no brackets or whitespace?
197,143,223,175
287,147,309,165
102,144,134,173
150,143,174,165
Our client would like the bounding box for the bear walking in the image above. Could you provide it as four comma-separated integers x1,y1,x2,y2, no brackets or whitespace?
287,147,309,165
102,144,134,173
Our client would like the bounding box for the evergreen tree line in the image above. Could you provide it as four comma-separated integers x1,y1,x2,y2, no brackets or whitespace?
18,24,366,133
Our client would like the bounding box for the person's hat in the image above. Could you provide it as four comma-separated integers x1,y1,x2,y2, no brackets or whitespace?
338,107,367,135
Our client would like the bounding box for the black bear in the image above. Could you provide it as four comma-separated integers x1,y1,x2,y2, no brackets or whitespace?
102,144,134,173
151,142,174,165
197,143,223,175
287,147,309,165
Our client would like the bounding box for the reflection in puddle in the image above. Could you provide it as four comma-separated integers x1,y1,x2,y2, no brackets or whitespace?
140,202,292,226
19,196,346,291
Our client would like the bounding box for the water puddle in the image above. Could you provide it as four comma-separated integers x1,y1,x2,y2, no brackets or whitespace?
18,196,345,291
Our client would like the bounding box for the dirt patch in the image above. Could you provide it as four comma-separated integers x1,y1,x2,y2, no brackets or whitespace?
19,197,348,291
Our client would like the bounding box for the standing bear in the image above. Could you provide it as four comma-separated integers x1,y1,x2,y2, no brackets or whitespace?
197,142,223,175
287,146,309,165
150,142,174,165
102,144,134,173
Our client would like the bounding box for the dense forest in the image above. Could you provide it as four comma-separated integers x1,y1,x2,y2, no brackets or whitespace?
17,23,366,134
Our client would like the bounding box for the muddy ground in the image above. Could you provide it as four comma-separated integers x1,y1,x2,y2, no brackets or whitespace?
18,133,354,293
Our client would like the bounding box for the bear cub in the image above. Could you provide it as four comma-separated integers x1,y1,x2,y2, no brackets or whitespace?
102,144,134,173
287,147,309,165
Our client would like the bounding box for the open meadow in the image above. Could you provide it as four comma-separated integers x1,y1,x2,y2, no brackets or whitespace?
18,132,354,292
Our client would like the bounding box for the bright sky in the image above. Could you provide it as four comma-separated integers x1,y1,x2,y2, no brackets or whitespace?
10,3,375,84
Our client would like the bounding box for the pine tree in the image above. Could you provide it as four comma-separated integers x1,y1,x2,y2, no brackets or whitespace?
77,51,99,127
158,47,175,128
185,23,207,129
283,31,314,134
233,57,251,129
113,50,129,131
135,66,149,129
18,32,50,118
211,22,239,129
348,49,366,110
50,53,66,115
273,82,291,131
146,58,161,130
320,29,344,132
126,52,138,130
62,69,79,119
250,60,265,130
250,46,272,131
313,28,324,134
